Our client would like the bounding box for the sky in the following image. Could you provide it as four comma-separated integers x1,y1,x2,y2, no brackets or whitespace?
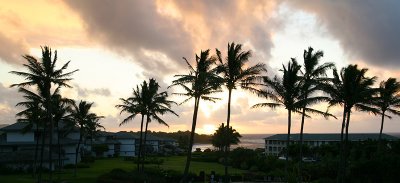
1,0,400,135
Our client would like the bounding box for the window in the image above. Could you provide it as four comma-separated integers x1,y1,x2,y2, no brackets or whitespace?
278,147,281,151
269,147,272,151
273,147,277,151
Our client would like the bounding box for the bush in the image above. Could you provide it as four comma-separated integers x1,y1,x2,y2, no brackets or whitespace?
63,163,90,169
81,155,96,163
96,167,193,183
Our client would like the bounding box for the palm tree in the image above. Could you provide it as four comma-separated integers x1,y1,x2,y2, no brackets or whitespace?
10,46,77,182
51,94,73,171
68,100,103,177
15,87,45,177
211,123,241,151
116,84,147,172
323,64,377,183
374,78,400,149
216,42,266,181
141,78,178,170
252,59,302,179
298,47,335,179
170,49,222,183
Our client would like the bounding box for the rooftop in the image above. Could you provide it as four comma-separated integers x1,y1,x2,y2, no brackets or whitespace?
265,133,399,141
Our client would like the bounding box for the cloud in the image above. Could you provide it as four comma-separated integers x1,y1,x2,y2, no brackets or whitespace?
0,32,29,65
0,82,23,124
77,87,111,97
287,0,400,69
62,0,281,75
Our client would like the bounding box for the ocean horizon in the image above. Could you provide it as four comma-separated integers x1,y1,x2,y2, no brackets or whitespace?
193,133,400,152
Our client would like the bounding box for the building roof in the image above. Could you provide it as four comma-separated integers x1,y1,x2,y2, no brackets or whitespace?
0,122,40,132
265,133,399,141
114,131,140,139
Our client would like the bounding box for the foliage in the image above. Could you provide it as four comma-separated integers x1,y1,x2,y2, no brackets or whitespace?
92,144,109,156
211,123,242,151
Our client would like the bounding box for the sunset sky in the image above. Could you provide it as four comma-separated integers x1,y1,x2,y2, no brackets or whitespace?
1,0,400,134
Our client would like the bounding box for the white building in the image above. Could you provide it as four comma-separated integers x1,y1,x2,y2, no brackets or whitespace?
264,133,399,156
0,122,83,170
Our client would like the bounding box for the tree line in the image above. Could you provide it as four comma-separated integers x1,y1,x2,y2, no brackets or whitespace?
10,47,104,183
11,43,400,183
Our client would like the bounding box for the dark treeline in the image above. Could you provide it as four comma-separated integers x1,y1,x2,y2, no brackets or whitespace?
147,130,212,144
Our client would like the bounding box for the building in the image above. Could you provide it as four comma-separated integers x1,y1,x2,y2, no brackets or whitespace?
264,133,399,156
0,122,82,170
0,122,179,170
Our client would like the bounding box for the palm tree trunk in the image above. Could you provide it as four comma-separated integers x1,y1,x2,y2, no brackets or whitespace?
298,106,306,182
343,110,351,183
285,109,292,181
137,114,144,172
378,111,385,151
45,92,54,182
181,97,200,183
224,89,232,183
33,125,40,178
57,122,62,172
74,129,83,177
141,115,150,171
338,107,347,183
38,125,47,183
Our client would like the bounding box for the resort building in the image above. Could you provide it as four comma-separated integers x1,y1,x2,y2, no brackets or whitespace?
264,133,399,156
0,122,179,170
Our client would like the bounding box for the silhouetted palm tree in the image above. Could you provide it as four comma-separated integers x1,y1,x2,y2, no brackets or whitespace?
141,78,178,170
252,59,303,179
323,64,377,183
298,47,335,179
68,100,103,177
51,94,73,171
116,83,147,172
15,87,45,177
211,123,241,151
216,42,266,181
374,78,400,148
10,46,77,182
170,49,222,183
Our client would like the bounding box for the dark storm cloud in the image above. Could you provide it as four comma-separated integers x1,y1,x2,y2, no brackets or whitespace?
63,0,194,74
62,0,281,75
287,0,400,68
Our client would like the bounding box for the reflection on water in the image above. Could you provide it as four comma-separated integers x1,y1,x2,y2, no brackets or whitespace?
192,134,272,152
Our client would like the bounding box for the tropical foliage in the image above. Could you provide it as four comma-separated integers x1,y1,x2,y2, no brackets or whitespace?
170,49,222,182
211,123,242,151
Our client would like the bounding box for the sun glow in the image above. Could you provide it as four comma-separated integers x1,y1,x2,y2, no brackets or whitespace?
201,124,216,135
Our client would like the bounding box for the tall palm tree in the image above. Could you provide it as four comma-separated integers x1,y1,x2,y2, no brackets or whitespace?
15,87,45,177
68,100,103,177
141,78,178,170
51,94,73,171
298,47,335,179
323,64,377,183
116,84,147,172
216,42,266,181
170,49,222,183
10,46,77,183
374,78,400,148
252,59,302,179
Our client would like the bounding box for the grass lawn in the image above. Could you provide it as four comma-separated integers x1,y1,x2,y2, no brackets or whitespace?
0,156,246,183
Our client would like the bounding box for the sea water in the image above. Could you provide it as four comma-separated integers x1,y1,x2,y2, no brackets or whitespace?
192,134,273,152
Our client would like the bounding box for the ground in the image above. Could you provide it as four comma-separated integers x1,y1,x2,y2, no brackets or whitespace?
0,156,245,183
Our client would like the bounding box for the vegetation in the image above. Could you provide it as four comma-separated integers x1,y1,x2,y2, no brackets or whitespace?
211,123,241,151
170,49,222,182
10,46,78,183
216,42,266,182
5,44,400,183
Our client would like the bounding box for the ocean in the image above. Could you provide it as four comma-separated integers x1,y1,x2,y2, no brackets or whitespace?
192,134,272,152
192,133,400,152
